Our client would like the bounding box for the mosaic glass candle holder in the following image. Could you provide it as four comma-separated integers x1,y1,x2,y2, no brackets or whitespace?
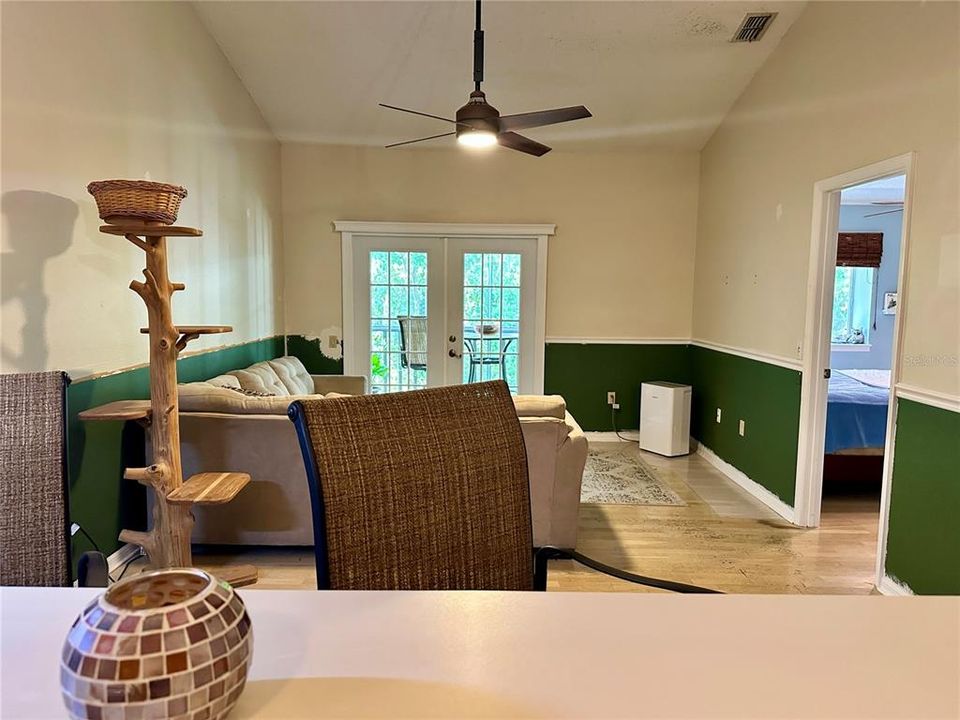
60,568,252,720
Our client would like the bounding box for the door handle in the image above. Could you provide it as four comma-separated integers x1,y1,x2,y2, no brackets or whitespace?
448,349,462,358
823,368,832,379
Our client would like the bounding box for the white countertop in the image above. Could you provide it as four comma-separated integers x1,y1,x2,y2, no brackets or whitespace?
1,588,957,718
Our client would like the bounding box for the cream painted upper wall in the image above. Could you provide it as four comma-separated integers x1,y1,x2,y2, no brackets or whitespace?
693,1,959,394
1,1,283,378
281,144,699,341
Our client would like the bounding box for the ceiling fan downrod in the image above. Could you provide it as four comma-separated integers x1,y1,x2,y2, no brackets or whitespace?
474,0,484,91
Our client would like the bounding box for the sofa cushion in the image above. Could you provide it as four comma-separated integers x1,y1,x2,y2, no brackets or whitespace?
229,361,290,396
179,382,311,415
268,356,314,395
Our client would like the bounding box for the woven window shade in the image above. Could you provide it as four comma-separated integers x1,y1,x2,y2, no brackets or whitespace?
837,232,883,267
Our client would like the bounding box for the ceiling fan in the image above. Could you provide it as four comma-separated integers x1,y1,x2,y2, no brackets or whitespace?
379,0,592,156
864,201,904,218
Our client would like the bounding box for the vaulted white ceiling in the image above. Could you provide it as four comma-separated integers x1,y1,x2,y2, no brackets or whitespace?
196,1,806,150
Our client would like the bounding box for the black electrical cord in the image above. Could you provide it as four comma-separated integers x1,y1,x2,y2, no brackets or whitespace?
611,405,634,442
114,552,142,582
73,524,118,583
74,523,144,584
75,524,103,555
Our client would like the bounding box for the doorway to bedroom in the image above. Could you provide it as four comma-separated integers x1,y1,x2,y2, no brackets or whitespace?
820,174,905,569
796,156,912,591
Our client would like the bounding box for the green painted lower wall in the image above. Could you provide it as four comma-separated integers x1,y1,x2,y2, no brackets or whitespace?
544,342,801,506
689,346,801,506
66,336,284,571
286,334,344,375
545,341,959,593
884,399,960,595
543,343,691,432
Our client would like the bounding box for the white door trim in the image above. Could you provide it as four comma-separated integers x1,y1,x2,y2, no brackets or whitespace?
334,221,556,237
794,153,915,593
336,221,553,393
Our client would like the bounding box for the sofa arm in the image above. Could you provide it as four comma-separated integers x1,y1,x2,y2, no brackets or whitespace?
311,374,367,396
513,394,566,419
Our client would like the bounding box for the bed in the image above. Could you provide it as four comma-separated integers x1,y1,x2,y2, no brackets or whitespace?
824,369,890,482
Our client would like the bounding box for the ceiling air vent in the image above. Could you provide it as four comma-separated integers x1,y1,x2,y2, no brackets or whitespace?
731,12,777,42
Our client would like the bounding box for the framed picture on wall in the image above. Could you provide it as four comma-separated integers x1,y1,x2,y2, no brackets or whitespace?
882,292,898,315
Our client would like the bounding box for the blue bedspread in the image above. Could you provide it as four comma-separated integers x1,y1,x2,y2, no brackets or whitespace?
824,372,889,453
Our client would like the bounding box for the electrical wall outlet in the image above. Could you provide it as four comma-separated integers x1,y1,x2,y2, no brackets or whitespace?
607,391,616,405
328,335,340,349
716,408,722,423
739,419,745,437
612,403,620,410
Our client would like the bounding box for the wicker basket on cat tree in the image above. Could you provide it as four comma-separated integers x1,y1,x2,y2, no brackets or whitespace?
82,180,256,586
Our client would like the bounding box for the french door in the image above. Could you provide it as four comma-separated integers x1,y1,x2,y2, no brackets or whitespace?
342,225,549,395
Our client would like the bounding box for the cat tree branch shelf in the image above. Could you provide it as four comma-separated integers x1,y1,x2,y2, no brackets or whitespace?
81,182,257,588
99,224,203,237
138,325,233,352
79,400,152,424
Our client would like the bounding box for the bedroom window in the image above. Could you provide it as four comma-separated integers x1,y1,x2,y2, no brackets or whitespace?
831,266,875,345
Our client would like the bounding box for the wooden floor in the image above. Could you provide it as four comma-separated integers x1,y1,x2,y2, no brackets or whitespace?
148,442,882,594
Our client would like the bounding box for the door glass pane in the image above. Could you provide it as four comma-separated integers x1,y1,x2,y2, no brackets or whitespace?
370,250,428,393
462,252,520,393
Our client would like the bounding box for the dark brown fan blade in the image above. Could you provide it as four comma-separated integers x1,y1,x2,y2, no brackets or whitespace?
497,132,551,157
385,131,456,149
498,106,592,132
379,103,460,125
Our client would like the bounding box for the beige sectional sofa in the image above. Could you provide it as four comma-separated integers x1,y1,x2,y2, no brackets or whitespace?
176,356,587,549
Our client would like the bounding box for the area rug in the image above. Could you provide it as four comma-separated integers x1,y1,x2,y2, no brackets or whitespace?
581,442,686,506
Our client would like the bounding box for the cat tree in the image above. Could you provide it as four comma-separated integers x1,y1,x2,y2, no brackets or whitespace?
81,180,256,586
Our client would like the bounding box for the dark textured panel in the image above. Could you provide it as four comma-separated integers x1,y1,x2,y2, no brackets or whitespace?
689,346,801,505
544,343,691,431
286,334,345,375
0,372,70,586
65,337,285,572
885,399,960,595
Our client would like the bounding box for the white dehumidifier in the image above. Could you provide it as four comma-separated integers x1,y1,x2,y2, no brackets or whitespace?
638,382,692,457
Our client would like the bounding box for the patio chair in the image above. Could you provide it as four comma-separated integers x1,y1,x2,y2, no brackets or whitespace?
463,336,514,383
397,316,427,371
288,381,719,593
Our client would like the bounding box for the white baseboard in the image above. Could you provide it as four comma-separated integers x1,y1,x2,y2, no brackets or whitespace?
876,574,914,596
694,442,798,524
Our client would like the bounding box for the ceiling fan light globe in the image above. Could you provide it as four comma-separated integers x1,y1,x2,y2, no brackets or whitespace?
457,130,498,148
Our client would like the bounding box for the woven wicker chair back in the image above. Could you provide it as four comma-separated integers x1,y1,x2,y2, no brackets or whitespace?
296,381,534,590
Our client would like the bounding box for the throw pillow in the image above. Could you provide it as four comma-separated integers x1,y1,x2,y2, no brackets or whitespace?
215,384,276,398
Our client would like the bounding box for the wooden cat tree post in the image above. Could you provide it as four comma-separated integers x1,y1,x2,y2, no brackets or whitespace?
84,181,255,585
